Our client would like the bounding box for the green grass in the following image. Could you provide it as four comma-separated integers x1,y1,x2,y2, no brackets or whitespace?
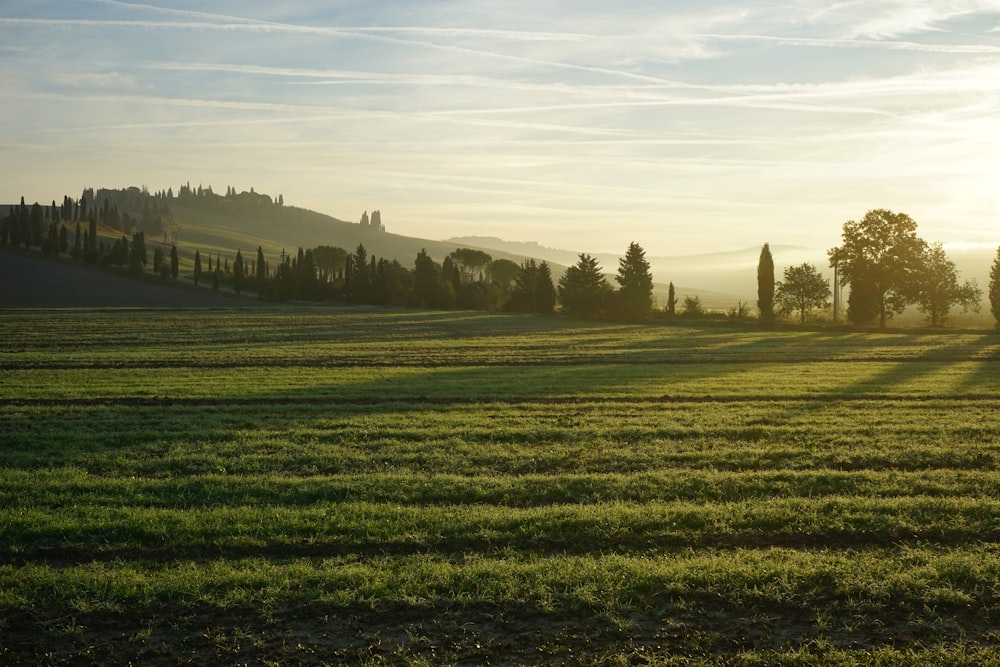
2,309,1000,664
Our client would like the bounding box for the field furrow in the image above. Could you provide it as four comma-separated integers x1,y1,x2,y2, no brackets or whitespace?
3,309,1000,664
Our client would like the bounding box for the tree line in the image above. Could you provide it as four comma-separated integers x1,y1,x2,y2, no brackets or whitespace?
4,190,1000,328
753,209,996,328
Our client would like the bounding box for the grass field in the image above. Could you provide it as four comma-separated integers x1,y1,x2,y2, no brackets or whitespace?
3,309,1000,665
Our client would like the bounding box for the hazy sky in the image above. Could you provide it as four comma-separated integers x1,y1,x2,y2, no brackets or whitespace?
3,1,1000,256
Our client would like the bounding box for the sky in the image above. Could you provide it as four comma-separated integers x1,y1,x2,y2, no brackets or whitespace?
2,0,1000,257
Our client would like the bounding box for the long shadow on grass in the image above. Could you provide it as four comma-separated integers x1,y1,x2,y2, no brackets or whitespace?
7,524,999,567
751,334,1000,437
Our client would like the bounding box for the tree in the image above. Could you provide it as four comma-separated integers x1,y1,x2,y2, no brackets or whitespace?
170,245,179,279
774,263,831,324
312,245,348,278
991,246,1000,330
757,243,775,322
194,250,202,286
558,254,612,319
912,242,981,326
828,209,927,327
535,262,557,314
412,249,453,308
153,246,164,275
233,250,244,294
666,282,677,316
614,242,654,321
682,295,703,316
449,248,493,284
256,246,266,296
486,259,521,291
349,244,370,303
71,222,82,259
507,258,556,314
128,231,147,274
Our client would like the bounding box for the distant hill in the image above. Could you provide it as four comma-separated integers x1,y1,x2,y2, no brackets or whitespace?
449,236,819,308
14,186,995,316
449,236,997,313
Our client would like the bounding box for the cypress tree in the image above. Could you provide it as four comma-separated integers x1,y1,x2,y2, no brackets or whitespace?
194,250,202,286
233,250,244,294
256,246,266,296
170,245,179,279
990,245,1000,330
757,243,775,322
72,222,82,259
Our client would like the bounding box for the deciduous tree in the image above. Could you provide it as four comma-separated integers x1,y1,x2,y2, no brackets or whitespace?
828,209,927,327
912,243,980,326
775,263,831,324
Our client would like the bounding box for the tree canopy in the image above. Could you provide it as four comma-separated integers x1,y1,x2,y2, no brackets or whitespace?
912,243,980,326
614,242,654,321
558,254,612,319
828,209,927,327
757,243,775,322
775,263,831,323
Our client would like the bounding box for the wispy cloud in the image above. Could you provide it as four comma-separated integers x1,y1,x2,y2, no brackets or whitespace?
3,0,1000,253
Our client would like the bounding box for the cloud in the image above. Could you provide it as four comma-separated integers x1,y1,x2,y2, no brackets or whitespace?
56,72,139,89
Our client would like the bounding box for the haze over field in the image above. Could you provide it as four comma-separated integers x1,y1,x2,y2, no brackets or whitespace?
3,1,1000,259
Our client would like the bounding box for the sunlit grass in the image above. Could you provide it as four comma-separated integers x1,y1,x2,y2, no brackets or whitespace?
3,309,1000,664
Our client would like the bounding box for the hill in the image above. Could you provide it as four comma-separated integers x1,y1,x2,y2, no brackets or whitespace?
0,248,265,308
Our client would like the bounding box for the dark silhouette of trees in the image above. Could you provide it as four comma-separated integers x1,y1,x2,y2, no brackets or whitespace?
29,203,44,249
170,245,179,279
558,254,612,319
256,247,266,296
348,244,370,303
153,246,164,276
990,246,1000,330
71,222,82,259
128,231,147,274
828,209,927,327
194,250,202,286
614,242,654,321
682,295,703,316
85,217,98,263
487,259,520,290
312,246,348,281
412,248,454,308
912,242,980,326
507,259,556,314
233,250,244,294
449,248,493,284
775,263,831,323
757,243,775,322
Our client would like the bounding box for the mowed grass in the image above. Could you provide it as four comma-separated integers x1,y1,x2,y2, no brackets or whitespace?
2,309,1000,665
